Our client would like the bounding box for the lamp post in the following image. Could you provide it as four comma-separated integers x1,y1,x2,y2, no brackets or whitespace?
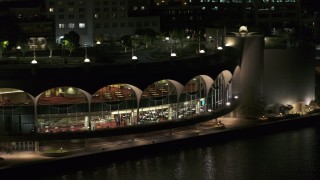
84,46,90,63
131,47,138,61
31,43,37,64
198,31,205,54
84,34,90,63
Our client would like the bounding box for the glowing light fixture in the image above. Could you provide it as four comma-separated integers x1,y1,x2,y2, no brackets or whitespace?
199,49,205,54
31,59,37,64
84,58,90,63
171,52,176,57
132,55,138,60
226,102,231,106
234,95,238,99
217,46,223,50
96,41,101,45
16,46,21,50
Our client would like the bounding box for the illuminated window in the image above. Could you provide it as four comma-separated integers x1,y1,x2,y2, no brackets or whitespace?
58,24,65,28
79,23,85,28
68,23,75,28
49,8,54,13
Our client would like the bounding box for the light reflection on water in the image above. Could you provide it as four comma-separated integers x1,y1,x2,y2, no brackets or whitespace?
46,127,320,180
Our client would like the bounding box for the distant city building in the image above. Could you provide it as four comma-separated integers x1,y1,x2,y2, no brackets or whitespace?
45,0,160,46
0,0,54,49
151,0,310,35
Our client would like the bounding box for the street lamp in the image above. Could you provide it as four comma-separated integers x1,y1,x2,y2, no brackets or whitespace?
83,46,90,63
131,47,138,61
198,32,204,54
31,45,37,64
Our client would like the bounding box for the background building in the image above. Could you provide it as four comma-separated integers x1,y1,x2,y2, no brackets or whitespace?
45,0,160,46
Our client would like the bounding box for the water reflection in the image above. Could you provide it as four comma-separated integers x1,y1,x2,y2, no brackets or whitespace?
46,127,320,180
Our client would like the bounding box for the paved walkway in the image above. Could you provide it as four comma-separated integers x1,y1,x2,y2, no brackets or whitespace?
0,117,259,171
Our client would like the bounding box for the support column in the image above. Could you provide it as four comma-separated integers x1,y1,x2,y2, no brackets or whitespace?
34,141,39,151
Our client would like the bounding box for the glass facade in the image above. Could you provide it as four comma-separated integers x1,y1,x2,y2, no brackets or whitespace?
0,88,35,135
37,87,89,133
0,71,236,135
91,84,137,130
139,80,178,124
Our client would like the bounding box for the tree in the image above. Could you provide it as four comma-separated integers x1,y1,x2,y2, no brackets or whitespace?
135,28,157,38
131,36,140,52
176,30,186,48
0,41,9,58
63,31,80,47
18,43,29,58
142,35,153,49
47,41,57,57
120,35,132,53
168,30,178,52
63,40,76,56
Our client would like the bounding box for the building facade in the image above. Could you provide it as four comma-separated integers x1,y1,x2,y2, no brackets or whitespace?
152,0,301,34
45,0,160,46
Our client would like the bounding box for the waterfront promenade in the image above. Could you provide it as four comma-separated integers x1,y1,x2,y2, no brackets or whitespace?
2,113,319,178
0,117,258,171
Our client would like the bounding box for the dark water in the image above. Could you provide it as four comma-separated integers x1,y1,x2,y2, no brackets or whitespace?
45,127,320,180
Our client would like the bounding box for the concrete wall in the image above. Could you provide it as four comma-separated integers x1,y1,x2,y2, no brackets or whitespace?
240,36,264,97
264,47,315,109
